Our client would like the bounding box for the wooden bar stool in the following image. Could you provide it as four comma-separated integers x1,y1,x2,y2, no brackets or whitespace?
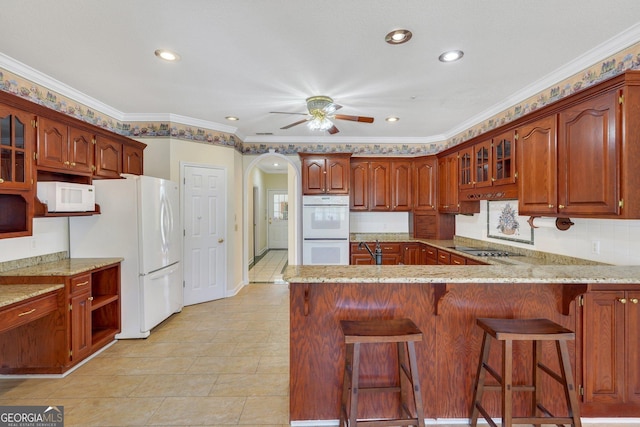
339,318,425,427
470,318,581,427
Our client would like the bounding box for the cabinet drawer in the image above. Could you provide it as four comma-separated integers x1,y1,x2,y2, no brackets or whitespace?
437,250,451,265
450,254,467,265
378,243,401,253
70,274,91,295
424,246,437,261
0,291,58,334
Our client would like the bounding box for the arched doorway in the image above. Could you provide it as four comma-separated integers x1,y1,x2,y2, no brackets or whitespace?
243,152,301,284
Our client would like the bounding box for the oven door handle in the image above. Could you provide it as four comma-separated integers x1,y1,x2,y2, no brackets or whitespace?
303,237,349,241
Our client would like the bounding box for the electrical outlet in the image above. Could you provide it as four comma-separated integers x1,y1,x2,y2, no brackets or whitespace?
591,240,600,254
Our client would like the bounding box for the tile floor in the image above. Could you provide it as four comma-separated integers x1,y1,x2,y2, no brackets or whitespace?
0,283,290,426
248,250,288,284
0,250,636,426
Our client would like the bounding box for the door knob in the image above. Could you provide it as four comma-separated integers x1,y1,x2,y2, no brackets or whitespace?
218,238,224,243
618,298,627,304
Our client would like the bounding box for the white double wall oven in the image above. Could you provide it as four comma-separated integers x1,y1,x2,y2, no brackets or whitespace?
302,195,350,265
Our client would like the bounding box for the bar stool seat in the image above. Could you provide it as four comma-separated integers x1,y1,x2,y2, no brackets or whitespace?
340,318,425,427
470,318,582,427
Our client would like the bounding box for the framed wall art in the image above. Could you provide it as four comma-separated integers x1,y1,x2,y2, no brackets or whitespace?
487,200,534,244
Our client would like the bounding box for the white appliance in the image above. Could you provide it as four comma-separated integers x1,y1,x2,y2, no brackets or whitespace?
69,174,182,338
36,181,95,212
302,195,350,265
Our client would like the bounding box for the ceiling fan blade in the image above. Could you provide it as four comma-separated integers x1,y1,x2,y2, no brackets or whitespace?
334,114,374,123
322,103,342,114
280,118,309,130
270,111,308,116
327,125,340,135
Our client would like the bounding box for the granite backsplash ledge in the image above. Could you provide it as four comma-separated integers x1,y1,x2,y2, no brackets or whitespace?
0,252,68,273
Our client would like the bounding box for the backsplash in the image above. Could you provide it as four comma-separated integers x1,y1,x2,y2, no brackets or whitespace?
455,201,640,266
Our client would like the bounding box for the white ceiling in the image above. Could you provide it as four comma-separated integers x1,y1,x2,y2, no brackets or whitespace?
1,0,640,146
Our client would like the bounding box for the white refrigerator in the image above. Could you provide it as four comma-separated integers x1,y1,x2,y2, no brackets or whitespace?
69,174,183,338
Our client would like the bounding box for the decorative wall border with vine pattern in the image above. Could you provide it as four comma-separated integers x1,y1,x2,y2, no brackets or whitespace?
1,42,639,157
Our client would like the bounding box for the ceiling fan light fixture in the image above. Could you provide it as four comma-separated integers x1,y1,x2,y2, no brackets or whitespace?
307,117,334,131
439,50,464,62
385,29,412,45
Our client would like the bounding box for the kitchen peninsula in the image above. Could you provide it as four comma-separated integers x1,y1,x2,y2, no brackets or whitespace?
284,243,640,423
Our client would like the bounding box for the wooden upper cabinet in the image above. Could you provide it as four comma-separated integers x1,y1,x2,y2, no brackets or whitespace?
558,90,619,216
473,139,492,189
94,135,123,179
458,147,473,191
517,114,558,215
437,154,459,213
492,129,516,187
36,117,94,176
369,161,390,210
390,160,412,211
412,156,437,211
350,160,369,211
123,144,144,175
0,105,34,191
68,127,94,175
518,89,619,217
300,153,350,195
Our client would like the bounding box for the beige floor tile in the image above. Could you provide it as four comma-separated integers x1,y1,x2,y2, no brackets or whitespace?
146,396,246,425
209,373,289,397
54,374,145,398
257,356,289,374
238,395,289,425
64,396,164,426
73,355,195,376
129,373,217,397
187,356,260,375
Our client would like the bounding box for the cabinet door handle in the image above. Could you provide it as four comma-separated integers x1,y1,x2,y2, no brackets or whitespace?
630,298,639,304
64,161,70,165
618,298,627,304
548,204,554,208
559,204,565,209
88,296,94,301
76,281,89,287
18,308,36,317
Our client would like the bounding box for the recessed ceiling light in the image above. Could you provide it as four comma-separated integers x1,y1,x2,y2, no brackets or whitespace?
385,29,412,45
439,50,464,62
154,49,180,62
386,116,400,122
225,116,239,121
273,163,279,167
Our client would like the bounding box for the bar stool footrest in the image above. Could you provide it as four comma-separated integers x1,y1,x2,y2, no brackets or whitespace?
352,418,421,427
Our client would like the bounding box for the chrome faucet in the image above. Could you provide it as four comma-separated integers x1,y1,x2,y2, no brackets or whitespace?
358,240,383,265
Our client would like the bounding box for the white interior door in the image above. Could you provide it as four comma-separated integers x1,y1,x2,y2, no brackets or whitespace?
183,165,226,305
267,190,288,249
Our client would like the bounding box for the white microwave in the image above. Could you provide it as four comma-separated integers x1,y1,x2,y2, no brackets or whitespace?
36,181,95,212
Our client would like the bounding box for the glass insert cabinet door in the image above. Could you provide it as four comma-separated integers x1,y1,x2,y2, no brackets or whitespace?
0,105,33,190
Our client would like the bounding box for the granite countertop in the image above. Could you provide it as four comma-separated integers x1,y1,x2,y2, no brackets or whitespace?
283,264,640,284
0,258,123,277
0,284,64,308
284,233,635,284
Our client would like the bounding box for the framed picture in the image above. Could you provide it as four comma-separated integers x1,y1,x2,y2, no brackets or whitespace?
487,200,534,244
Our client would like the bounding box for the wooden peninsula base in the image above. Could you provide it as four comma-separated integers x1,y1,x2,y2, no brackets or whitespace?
288,275,640,423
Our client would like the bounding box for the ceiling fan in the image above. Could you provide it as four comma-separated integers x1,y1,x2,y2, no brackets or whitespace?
270,96,374,134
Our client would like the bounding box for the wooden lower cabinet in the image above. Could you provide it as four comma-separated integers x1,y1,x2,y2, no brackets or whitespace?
581,288,640,416
0,261,121,374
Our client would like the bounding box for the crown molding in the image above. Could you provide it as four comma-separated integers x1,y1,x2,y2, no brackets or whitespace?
445,22,640,140
123,112,240,135
241,135,446,145
0,52,126,121
2,22,639,145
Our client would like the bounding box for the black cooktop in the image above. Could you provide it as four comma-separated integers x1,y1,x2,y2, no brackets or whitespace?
448,246,522,257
